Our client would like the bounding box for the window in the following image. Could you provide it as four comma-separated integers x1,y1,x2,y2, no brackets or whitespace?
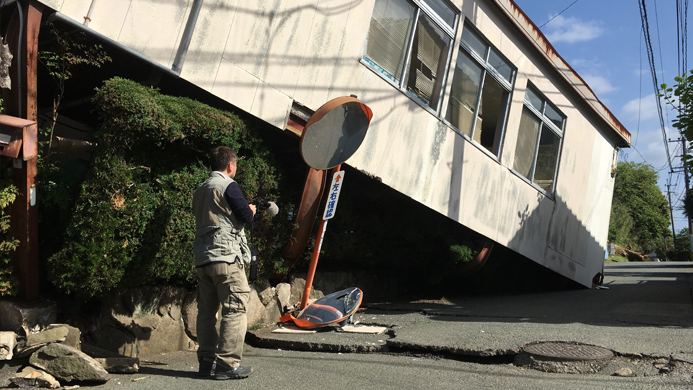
445,25,515,157
364,0,458,111
513,85,565,194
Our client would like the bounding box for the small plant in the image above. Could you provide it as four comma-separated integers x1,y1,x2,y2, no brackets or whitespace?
38,22,111,155
449,244,474,263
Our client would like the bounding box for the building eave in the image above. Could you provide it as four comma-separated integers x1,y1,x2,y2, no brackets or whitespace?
493,0,632,148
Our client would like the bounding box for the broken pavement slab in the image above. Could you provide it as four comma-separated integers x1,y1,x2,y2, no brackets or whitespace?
12,366,60,389
249,322,391,353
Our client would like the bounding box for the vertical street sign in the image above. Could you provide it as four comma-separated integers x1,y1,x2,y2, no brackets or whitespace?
323,170,344,220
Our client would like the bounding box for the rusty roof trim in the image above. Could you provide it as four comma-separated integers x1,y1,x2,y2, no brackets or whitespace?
493,0,631,147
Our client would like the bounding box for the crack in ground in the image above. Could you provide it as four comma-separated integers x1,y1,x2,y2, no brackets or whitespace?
247,325,693,378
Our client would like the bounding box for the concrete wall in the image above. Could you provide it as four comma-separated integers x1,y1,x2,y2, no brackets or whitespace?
41,0,623,287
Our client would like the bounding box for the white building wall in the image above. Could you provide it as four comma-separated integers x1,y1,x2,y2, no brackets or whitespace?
40,0,625,287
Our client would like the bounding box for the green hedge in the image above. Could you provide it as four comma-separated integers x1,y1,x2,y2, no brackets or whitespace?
47,77,292,297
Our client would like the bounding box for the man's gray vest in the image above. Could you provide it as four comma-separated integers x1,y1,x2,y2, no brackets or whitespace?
193,172,251,267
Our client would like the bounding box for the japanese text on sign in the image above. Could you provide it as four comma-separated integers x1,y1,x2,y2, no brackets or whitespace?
323,171,345,220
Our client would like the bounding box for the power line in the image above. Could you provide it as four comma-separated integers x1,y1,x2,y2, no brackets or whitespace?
635,26,643,148
638,0,673,173
538,0,580,28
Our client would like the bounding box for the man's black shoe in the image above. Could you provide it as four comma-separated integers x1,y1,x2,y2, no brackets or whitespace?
197,359,215,377
214,365,252,380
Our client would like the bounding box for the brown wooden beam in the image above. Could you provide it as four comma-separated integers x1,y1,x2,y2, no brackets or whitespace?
5,0,43,302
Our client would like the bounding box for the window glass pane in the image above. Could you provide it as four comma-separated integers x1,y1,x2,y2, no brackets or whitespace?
445,50,482,137
365,0,416,83
533,129,561,193
404,13,452,109
475,75,509,156
544,103,565,130
513,107,541,178
525,87,543,111
421,0,456,28
487,49,513,83
461,27,487,59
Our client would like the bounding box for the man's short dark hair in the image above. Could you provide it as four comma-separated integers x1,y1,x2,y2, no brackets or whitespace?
210,146,237,171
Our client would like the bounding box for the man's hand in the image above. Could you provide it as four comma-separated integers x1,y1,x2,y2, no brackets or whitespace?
249,204,257,215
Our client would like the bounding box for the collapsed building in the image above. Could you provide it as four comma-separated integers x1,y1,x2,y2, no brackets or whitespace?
15,0,630,289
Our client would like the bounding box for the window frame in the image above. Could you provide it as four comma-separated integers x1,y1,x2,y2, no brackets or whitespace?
511,83,566,197
361,0,460,115
444,21,516,160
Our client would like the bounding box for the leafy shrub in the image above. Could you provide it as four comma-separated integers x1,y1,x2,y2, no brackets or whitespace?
0,178,19,297
449,244,473,263
47,77,293,297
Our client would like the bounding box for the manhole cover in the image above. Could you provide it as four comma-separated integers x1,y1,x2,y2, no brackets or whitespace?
522,342,613,361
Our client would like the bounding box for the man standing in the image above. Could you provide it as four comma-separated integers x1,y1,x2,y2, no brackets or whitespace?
193,146,256,380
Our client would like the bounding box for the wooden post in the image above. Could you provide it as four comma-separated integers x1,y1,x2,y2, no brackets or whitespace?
5,0,43,302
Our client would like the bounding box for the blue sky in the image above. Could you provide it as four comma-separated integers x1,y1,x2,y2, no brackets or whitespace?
513,0,689,234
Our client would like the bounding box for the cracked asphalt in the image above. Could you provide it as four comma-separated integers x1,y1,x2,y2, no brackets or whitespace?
3,262,692,389
249,262,693,375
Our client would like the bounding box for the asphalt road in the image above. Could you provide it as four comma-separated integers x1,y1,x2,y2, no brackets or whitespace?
2,262,691,389
93,261,693,390
95,348,691,390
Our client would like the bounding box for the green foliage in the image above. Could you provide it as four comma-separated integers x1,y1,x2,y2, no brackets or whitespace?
675,227,691,252
39,22,111,83
608,202,634,247
608,161,671,252
47,77,293,297
39,22,111,154
449,243,474,264
0,170,19,296
0,99,18,296
662,71,693,172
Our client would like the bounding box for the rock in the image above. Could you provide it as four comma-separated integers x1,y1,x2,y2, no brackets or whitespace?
93,318,137,357
94,357,140,373
137,316,194,356
13,366,60,388
29,343,109,383
613,367,635,377
624,249,647,262
261,297,282,324
258,286,274,307
289,276,307,309
276,283,291,310
0,331,16,360
26,326,69,347
288,274,325,309
0,300,57,332
181,293,198,339
94,287,195,357
247,287,264,327
48,324,81,350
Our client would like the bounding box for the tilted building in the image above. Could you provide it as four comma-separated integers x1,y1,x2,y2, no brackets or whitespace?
38,0,631,288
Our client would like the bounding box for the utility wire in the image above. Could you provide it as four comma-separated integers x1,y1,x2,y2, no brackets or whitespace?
638,0,673,173
538,0,580,28
635,27,643,148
